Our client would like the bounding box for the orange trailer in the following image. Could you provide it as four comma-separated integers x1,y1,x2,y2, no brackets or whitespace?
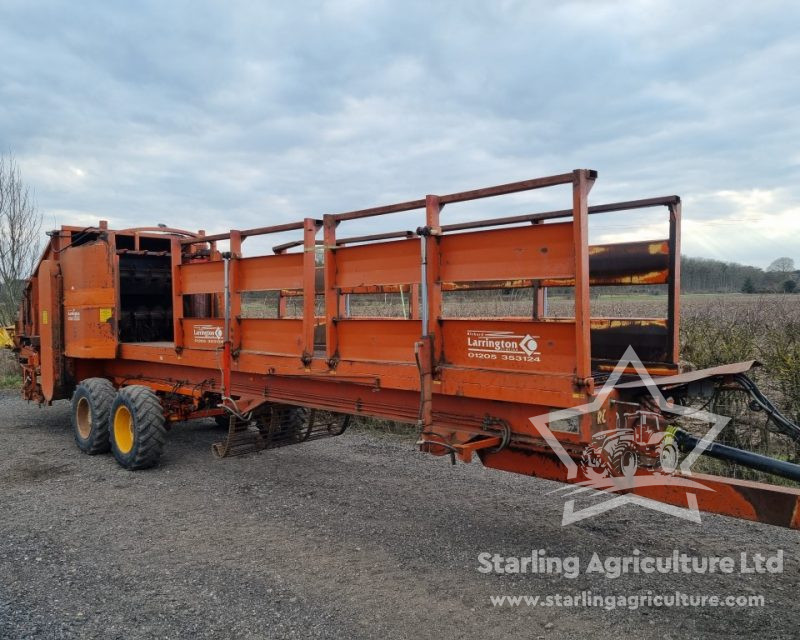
13,169,800,529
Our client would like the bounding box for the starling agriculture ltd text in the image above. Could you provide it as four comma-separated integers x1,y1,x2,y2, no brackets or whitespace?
476,549,784,580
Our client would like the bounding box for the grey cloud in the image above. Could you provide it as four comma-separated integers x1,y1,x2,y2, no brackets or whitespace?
0,0,797,267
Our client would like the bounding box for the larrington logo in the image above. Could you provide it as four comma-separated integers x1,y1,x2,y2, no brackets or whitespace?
529,346,731,526
193,324,224,345
467,330,541,363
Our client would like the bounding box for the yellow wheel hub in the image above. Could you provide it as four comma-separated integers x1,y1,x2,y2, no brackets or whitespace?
114,405,134,454
76,397,91,439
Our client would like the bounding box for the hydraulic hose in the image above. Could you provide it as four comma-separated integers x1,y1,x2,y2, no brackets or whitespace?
675,429,800,483
732,373,800,443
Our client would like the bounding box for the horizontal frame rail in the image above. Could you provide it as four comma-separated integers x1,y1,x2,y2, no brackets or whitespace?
166,171,687,431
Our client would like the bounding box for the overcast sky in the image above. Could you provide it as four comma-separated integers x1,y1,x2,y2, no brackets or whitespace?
1,0,798,267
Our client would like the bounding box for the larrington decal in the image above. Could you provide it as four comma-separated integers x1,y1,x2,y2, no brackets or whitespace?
466,330,541,363
193,324,224,345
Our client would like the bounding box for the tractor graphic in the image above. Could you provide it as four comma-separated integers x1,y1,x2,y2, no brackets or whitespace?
581,411,679,481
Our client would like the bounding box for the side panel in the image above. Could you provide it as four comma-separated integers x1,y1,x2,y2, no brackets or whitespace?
337,319,421,362
61,241,117,358
439,222,576,282
239,254,303,291
441,319,577,374
179,261,224,295
336,239,420,288
37,260,60,402
239,318,304,356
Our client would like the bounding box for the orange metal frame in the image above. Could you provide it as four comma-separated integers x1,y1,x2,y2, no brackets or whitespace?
15,169,800,530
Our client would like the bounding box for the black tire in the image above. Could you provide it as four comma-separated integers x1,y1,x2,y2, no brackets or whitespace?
611,442,639,478
254,405,310,443
214,414,231,429
109,385,167,470
71,378,116,455
284,406,311,442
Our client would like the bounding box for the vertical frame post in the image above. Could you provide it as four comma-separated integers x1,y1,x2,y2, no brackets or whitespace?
323,215,339,366
229,230,242,355
222,253,232,397
531,219,545,319
302,219,320,364
572,170,595,443
110,231,121,346
415,195,442,431
170,238,184,350
667,200,681,365
571,169,593,383
424,195,442,364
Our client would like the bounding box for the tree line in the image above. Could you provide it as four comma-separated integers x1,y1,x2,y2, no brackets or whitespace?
682,256,798,294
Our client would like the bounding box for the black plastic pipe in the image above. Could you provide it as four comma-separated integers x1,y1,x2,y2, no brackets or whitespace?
676,430,800,483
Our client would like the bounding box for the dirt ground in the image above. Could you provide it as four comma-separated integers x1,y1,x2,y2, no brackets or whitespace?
0,390,798,639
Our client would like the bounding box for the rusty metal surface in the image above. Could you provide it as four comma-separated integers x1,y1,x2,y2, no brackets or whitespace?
591,318,669,364
270,229,421,254
328,198,427,222
182,221,306,245
438,172,579,204
481,448,800,530
115,226,199,238
589,239,669,278
329,171,581,222
336,229,417,246
440,195,680,233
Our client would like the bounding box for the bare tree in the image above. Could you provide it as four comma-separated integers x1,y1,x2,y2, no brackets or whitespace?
768,257,795,273
0,154,42,326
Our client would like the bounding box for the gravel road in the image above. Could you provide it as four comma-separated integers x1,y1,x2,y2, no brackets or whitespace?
0,390,798,639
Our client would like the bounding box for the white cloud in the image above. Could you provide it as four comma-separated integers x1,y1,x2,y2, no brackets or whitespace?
680,189,800,267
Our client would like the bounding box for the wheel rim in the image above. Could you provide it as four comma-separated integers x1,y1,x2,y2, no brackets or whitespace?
114,405,134,454
620,450,638,477
76,397,92,439
660,445,678,472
